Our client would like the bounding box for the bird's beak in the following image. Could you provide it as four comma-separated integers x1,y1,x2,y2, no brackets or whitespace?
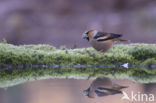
82,33,88,38
83,90,89,96
83,88,90,96
82,33,89,41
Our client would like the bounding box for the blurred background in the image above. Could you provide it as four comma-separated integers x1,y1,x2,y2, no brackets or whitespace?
0,0,156,103
0,0,156,48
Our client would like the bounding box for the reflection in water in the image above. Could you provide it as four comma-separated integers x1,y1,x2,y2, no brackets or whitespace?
143,83,156,99
83,77,128,98
0,78,155,103
0,64,156,88
0,88,8,103
0,65,155,103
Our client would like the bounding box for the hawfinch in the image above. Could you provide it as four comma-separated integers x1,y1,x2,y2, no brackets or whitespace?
83,77,128,98
82,30,127,52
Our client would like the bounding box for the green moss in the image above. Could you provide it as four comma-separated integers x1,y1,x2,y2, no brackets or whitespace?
0,43,156,88
142,58,156,65
23,44,56,52
0,43,155,65
0,66,155,88
129,69,156,83
127,44,156,60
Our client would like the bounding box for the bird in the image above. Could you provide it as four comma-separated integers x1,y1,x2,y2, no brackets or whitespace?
82,30,127,53
83,77,128,98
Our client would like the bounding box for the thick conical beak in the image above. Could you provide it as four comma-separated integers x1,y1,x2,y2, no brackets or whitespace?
82,33,88,38
83,90,89,96
82,33,89,41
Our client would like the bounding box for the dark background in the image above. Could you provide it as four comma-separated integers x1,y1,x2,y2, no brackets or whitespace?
0,0,156,48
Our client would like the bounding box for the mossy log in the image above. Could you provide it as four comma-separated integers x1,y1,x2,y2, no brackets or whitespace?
0,43,156,88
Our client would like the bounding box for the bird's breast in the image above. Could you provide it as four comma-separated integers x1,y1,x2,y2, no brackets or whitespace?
89,39,114,52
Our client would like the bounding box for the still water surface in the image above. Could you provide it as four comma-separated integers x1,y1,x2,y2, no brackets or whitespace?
0,66,155,103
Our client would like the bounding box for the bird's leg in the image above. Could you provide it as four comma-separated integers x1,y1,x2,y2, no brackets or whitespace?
86,49,96,58
98,50,104,54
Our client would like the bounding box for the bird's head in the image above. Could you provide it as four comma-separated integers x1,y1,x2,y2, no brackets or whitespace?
83,87,98,98
82,30,98,41
83,88,90,96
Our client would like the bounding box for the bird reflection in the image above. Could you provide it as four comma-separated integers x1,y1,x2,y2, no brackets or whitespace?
83,77,128,98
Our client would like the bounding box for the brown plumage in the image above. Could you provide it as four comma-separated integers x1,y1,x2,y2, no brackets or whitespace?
83,77,128,98
82,30,127,52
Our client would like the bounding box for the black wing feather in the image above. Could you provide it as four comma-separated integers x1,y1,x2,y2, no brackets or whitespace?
94,87,122,97
95,32,122,41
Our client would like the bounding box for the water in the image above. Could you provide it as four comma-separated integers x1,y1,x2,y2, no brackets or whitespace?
0,66,156,103
0,78,156,103
0,64,155,88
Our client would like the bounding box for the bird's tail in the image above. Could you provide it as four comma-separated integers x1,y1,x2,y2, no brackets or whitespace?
112,38,128,41
118,86,128,89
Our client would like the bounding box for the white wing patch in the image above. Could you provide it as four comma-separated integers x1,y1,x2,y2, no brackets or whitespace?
96,36,108,41
93,30,98,37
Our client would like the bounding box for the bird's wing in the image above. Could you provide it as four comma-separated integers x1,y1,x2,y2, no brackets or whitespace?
93,32,108,39
94,32,123,41
91,77,113,89
95,87,122,97
94,88,110,97
113,84,128,90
